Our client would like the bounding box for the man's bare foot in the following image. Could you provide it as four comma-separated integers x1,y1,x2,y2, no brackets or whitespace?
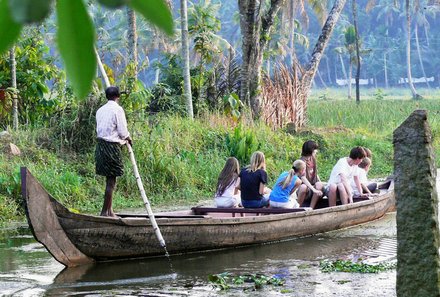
100,210,119,217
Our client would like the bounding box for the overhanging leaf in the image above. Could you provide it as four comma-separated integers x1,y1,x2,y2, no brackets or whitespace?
130,0,173,36
0,0,22,55
98,0,128,8
8,0,53,23
56,0,96,98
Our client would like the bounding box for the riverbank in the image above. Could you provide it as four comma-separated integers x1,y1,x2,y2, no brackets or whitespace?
1,99,440,225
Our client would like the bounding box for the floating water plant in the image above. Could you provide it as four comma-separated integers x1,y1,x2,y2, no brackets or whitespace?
320,259,396,273
208,272,285,290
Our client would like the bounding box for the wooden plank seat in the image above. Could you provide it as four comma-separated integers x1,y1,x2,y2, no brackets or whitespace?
117,213,209,219
191,206,307,217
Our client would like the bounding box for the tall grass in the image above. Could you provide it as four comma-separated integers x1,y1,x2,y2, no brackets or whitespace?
1,97,440,225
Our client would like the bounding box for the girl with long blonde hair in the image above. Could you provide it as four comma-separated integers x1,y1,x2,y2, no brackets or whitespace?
238,151,271,208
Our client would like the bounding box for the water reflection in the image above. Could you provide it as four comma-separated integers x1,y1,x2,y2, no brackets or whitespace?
0,214,397,297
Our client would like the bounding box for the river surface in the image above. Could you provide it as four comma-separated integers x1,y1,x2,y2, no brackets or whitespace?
6,171,434,297
0,211,398,297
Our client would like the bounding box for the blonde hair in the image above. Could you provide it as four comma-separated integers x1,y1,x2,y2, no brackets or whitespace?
359,157,371,169
247,151,266,172
279,159,306,189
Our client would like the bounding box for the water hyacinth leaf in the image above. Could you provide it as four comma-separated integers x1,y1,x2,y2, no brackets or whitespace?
130,0,173,36
8,0,53,23
0,0,22,55
56,0,96,99
98,0,127,8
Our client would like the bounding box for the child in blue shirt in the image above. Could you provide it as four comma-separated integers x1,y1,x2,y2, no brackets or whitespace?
269,160,306,208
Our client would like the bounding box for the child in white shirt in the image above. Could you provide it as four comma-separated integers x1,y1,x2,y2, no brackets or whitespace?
324,147,366,206
351,157,378,197
214,157,241,208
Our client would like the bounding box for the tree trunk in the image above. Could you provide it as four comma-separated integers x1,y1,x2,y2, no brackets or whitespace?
317,69,328,88
296,0,347,127
180,0,193,118
339,53,348,81
384,52,389,89
348,61,352,99
405,0,421,99
414,23,430,88
154,68,160,84
325,55,332,85
352,0,360,103
95,47,110,89
127,7,138,76
239,0,284,119
10,46,18,130
288,0,297,67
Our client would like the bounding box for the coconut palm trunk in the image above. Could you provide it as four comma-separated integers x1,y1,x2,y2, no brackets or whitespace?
238,0,284,119
352,0,361,103
414,23,430,89
95,48,110,89
127,7,138,77
384,52,389,89
180,0,193,119
297,0,347,127
10,46,18,130
405,0,421,99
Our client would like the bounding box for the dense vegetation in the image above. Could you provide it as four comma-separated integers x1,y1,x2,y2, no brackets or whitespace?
1,92,439,226
1,1,440,227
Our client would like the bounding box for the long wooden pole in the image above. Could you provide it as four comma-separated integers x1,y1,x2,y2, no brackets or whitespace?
126,143,167,249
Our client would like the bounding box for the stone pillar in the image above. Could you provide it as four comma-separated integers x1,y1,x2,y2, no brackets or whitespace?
394,109,440,297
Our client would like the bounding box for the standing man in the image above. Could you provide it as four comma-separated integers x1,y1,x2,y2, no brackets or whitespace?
95,86,132,217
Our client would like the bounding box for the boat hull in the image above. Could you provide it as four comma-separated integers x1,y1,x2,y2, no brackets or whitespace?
21,167,395,267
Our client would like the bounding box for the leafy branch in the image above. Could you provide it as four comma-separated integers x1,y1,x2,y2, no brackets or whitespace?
0,0,173,99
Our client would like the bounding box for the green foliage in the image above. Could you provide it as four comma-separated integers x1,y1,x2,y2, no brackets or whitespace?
320,259,396,273
48,91,103,154
56,0,96,99
223,93,243,121
130,0,173,36
146,83,185,115
9,0,53,23
0,0,173,99
225,125,259,164
0,0,22,54
208,272,285,290
98,0,127,8
344,25,356,46
3,97,440,223
188,0,222,65
0,30,62,127
374,88,384,100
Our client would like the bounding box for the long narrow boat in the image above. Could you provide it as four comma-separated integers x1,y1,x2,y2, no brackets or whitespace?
21,167,395,267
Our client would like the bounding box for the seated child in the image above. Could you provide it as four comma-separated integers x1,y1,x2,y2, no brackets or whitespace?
214,157,241,208
324,146,366,206
239,151,271,208
269,160,305,208
351,157,378,197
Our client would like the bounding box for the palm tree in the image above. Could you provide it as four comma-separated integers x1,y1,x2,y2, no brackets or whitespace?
352,0,361,102
127,7,138,77
405,0,421,99
180,0,193,119
413,0,439,88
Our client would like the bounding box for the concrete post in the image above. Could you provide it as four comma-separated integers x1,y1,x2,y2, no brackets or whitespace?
394,109,440,297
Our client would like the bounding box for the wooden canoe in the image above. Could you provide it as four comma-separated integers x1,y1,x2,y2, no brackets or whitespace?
21,167,395,267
